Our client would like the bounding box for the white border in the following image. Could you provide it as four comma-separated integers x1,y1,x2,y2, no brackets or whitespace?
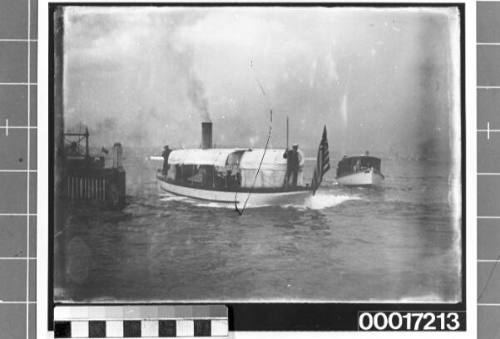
37,1,476,338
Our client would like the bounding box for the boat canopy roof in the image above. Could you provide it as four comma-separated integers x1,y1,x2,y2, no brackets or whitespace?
338,155,381,164
240,149,285,170
239,149,305,170
168,149,244,167
168,148,305,170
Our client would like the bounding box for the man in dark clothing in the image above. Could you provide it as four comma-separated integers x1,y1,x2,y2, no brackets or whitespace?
283,144,301,187
162,145,171,175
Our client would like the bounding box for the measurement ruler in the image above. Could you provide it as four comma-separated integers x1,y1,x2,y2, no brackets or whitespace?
478,2,500,338
0,0,37,339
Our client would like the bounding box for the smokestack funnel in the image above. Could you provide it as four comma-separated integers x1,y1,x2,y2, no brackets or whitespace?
201,122,212,149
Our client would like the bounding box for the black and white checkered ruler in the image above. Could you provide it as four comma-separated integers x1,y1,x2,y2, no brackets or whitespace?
54,305,228,338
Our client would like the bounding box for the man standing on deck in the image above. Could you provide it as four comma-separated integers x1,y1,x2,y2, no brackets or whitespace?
283,144,302,187
162,145,171,175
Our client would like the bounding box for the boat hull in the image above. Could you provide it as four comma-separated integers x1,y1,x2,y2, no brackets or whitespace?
336,171,384,186
157,178,312,208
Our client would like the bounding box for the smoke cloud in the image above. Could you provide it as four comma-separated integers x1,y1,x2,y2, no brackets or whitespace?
187,68,211,122
62,7,460,160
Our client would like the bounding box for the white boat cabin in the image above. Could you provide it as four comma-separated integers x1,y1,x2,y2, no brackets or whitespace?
336,155,382,178
164,148,305,190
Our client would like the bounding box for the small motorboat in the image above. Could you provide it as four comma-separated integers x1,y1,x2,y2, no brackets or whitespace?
335,152,384,186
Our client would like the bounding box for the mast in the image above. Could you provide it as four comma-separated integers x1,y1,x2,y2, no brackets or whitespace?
85,127,89,157
286,116,289,149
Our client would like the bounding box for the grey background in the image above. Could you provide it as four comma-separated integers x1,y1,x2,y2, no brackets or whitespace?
0,0,37,338
478,2,500,43
479,306,500,339
478,2,500,339
477,135,500,172
478,46,500,86
478,219,500,260
478,177,500,216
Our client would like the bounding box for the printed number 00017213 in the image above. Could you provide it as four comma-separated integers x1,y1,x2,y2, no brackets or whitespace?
358,312,464,331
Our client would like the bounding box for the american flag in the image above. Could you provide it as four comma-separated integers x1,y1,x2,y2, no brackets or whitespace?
311,126,330,195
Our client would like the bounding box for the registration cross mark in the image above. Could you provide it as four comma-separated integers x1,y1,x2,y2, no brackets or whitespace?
0,122,36,134
478,121,500,140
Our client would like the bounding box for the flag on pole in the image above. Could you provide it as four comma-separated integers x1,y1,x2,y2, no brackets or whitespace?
311,126,330,195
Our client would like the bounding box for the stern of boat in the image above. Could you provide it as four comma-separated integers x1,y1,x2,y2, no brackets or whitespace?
336,168,384,186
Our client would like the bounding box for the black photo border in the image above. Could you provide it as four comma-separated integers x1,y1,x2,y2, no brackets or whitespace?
48,2,466,331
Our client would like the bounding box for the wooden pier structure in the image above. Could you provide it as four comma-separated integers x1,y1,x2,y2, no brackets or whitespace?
62,130,126,208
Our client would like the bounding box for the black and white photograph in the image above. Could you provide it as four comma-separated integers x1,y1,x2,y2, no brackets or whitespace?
52,4,463,304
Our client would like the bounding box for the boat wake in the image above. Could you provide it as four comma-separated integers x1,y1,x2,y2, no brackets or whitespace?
194,201,242,209
159,194,190,202
284,192,361,210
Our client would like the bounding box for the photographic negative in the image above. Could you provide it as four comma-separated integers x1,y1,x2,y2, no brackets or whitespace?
50,3,464,329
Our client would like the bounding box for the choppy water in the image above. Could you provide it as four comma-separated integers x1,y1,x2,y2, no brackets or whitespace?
55,148,461,303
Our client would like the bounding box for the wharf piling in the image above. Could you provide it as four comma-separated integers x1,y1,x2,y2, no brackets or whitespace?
62,133,126,209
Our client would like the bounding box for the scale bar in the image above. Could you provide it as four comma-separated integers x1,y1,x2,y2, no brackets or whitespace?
26,1,33,338
0,169,36,173
0,39,37,42
0,126,37,129
478,259,500,263
0,301,36,304
0,83,37,86
478,173,500,176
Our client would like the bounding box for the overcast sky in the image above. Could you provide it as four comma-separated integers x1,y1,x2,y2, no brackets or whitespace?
63,6,460,159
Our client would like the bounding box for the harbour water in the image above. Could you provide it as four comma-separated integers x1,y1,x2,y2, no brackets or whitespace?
54,147,461,303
